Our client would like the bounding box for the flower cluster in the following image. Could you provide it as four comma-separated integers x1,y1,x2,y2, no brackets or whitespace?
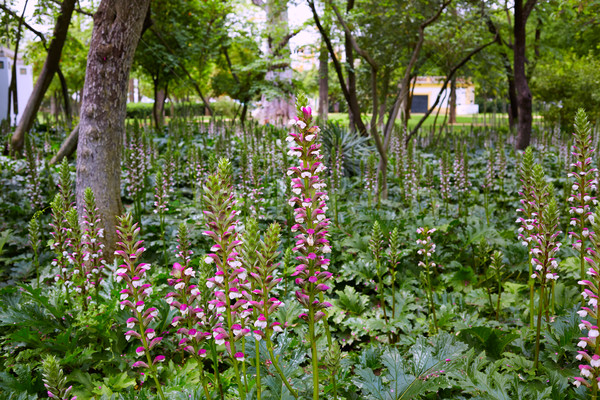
81,187,105,294
439,152,451,202
516,147,537,249
166,223,218,362
42,355,76,400
248,222,286,339
202,158,251,396
575,208,600,390
453,144,470,194
416,226,438,333
416,227,437,261
287,102,333,323
123,129,152,202
483,148,495,190
529,198,561,283
567,109,597,279
24,139,43,210
114,214,165,378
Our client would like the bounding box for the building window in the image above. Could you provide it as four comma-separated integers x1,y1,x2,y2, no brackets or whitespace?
0,61,3,69
19,68,27,75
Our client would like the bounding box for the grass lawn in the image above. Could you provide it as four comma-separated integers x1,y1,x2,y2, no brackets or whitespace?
327,112,512,128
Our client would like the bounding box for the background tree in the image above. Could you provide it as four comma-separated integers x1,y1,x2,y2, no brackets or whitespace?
10,0,76,153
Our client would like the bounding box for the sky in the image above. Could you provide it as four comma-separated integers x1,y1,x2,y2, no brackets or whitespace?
12,0,320,69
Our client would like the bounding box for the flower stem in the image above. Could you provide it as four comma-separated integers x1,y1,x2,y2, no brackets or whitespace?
309,305,319,400
533,283,544,373
255,340,262,400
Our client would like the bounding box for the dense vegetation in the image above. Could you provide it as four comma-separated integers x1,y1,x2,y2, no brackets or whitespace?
2,0,600,399
0,101,597,399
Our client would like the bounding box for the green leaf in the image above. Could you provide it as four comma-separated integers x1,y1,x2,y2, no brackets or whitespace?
459,326,519,360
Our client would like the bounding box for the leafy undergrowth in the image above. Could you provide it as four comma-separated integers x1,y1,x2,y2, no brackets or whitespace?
0,114,593,399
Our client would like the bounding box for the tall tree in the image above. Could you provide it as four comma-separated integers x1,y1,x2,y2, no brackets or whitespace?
252,0,297,125
76,0,151,261
514,0,537,149
10,0,76,153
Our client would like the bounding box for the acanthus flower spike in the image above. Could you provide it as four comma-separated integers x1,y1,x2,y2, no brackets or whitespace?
114,214,165,400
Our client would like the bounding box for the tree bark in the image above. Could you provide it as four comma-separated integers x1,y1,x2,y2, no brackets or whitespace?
383,0,452,150
76,0,151,262
449,76,456,124
6,0,28,123
514,0,537,150
318,38,329,123
308,0,367,135
153,81,167,128
50,123,79,165
484,13,518,130
57,68,72,130
10,0,76,153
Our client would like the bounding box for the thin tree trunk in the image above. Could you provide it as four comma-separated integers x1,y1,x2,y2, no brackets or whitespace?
76,0,151,263
11,0,76,152
383,0,452,151
57,68,72,130
345,0,357,133
308,0,367,135
7,0,28,123
318,38,329,123
50,123,79,165
514,0,537,150
449,76,457,124
408,33,499,141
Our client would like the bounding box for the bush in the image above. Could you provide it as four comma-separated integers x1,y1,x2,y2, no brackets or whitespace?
126,102,207,119
210,98,238,118
532,54,600,130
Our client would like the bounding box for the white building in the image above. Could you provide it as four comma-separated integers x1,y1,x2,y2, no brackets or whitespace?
0,47,34,125
411,76,479,115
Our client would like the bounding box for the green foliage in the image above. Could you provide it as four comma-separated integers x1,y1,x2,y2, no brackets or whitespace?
353,332,469,400
533,54,600,129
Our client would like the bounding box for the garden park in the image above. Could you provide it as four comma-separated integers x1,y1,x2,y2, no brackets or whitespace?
0,0,600,399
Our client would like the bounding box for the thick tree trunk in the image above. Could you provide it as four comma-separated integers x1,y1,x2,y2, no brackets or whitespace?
514,0,536,150
11,0,76,152
76,0,151,262
449,76,456,124
318,39,328,123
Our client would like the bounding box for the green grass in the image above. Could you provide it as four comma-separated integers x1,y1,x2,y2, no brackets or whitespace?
326,112,512,128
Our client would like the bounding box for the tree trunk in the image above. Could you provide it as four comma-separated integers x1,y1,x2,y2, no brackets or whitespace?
6,0,28,123
51,124,79,165
449,76,456,124
344,0,357,133
10,0,76,152
57,68,72,130
253,0,295,125
153,82,167,128
128,78,135,102
318,38,329,123
309,0,367,135
76,0,151,263
514,0,536,150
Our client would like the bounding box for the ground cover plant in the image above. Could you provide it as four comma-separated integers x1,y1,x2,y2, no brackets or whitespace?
1,99,599,400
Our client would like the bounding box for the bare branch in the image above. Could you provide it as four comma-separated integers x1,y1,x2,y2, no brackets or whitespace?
330,2,377,71
407,33,499,142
